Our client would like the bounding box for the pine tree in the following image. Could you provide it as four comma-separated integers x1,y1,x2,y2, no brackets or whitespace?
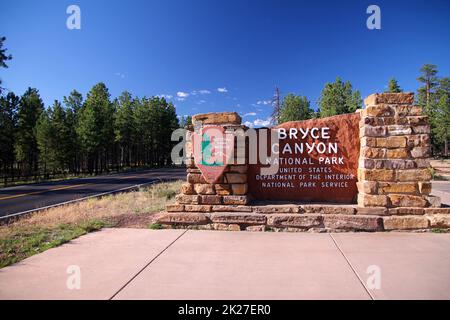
431,77,450,156
36,101,72,176
50,100,72,172
63,90,83,173
417,64,438,107
0,36,13,94
279,94,314,123
318,77,362,118
15,88,44,177
0,92,19,184
179,115,192,128
36,109,53,176
416,64,447,155
114,91,136,168
386,78,402,93
77,83,112,174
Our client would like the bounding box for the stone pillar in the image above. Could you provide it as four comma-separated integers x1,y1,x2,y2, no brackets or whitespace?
166,112,250,214
357,92,440,208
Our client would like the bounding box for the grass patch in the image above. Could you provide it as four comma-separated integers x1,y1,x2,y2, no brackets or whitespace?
148,223,164,230
0,180,183,268
431,228,447,234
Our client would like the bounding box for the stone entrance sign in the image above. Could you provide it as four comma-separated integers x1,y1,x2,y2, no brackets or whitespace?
247,113,361,203
159,92,449,233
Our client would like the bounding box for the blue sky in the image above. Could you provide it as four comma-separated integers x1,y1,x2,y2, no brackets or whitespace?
1,0,449,126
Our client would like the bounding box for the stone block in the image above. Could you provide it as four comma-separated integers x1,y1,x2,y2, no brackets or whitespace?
358,169,395,181
175,194,200,204
424,208,450,215
388,194,427,208
410,147,430,158
364,93,414,106
376,136,407,148
360,126,386,137
302,205,356,215
185,205,212,212
387,207,425,215
166,204,185,212
323,215,383,231
357,181,378,194
181,183,196,195
407,116,428,125
212,223,241,231
378,182,418,194
387,125,412,136
407,134,430,148
361,137,377,148
382,159,416,170
396,169,432,182
362,105,394,117
210,213,266,225
187,173,207,184
395,105,423,117
246,225,266,232
192,112,242,125
199,195,222,205
383,216,429,230
253,205,301,214
356,207,389,216
157,212,210,225
267,214,323,229
194,184,215,195
362,147,386,158
386,148,409,159
211,205,253,212
358,194,389,207
427,215,450,229
413,159,431,168
359,158,376,169
223,195,249,205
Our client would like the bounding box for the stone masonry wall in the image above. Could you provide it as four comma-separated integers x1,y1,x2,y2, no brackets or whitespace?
166,112,251,214
357,92,441,209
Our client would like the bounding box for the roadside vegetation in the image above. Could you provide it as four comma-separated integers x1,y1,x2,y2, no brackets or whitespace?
0,37,184,188
0,180,182,268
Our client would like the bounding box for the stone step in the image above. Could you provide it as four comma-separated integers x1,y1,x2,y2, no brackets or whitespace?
157,210,450,232
167,203,450,216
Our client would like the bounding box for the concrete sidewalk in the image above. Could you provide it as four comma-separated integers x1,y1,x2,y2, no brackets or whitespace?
0,229,449,300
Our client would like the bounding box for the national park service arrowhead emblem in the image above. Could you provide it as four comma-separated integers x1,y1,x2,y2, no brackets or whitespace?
192,126,234,184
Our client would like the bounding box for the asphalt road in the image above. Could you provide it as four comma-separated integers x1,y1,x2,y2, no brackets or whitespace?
0,168,186,218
